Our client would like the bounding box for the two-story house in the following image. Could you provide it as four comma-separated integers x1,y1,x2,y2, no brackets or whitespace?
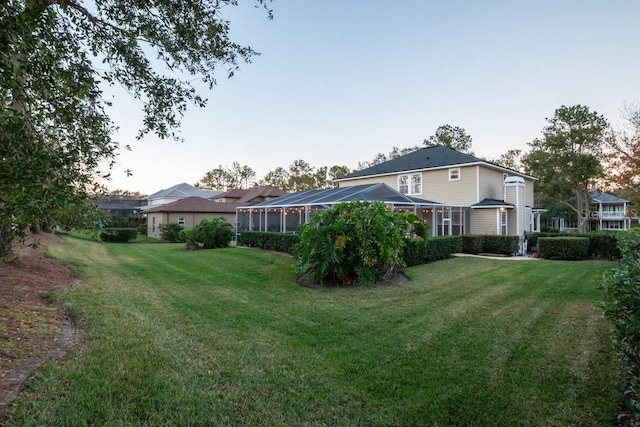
238,146,542,240
334,145,542,237
546,190,635,231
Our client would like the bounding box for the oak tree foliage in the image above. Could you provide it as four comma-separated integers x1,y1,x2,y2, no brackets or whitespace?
0,0,271,258
523,105,609,233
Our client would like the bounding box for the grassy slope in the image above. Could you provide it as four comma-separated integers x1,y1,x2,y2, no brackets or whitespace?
6,238,622,426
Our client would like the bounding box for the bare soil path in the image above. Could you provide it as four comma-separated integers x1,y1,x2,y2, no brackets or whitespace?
0,233,85,417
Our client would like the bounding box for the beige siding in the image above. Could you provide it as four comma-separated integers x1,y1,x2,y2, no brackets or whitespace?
525,179,535,207
338,165,537,212
422,166,477,205
470,209,498,235
478,167,505,201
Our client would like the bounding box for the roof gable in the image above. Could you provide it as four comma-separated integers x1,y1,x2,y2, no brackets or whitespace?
146,183,220,200
145,197,239,213
339,145,534,180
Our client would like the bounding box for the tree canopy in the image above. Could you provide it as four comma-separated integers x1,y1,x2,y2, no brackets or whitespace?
0,0,271,258
523,105,609,233
424,124,473,154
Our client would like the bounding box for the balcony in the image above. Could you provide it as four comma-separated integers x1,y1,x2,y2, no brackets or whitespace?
596,211,626,220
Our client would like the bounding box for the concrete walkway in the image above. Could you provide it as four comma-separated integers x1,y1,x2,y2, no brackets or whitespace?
453,253,540,261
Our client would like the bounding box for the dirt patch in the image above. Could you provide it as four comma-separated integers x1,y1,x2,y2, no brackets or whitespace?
0,233,85,415
297,271,409,289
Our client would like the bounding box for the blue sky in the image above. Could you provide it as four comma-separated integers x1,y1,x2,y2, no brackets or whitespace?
105,1,640,194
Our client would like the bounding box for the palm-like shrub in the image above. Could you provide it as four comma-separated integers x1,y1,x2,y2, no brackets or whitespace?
294,201,427,285
160,222,184,242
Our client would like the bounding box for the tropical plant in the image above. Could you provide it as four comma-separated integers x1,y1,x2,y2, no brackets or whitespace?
160,223,185,243
182,218,233,250
294,201,427,285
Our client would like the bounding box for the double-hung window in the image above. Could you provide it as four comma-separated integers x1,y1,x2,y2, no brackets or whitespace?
449,168,460,181
398,173,421,195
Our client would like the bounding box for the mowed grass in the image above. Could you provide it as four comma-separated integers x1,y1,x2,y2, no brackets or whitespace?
5,237,623,426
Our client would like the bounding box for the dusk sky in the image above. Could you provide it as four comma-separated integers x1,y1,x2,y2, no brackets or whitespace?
104,1,640,195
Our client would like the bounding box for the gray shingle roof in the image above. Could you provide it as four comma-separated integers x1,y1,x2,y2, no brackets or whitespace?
146,183,220,200
471,199,514,208
590,190,629,204
339,145,532,180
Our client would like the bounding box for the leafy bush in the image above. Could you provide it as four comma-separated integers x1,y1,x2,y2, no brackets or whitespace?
482,235,519,255
99,227,138,243
182,218,233,250
160,222,185,243
294,201,427,285
588,232,621,260
462,235,518,255
600,228,640,423
137,223,147,235
403,236,462,266
526,232,589,253
239,231,300,254
461,235,484,254
538,237,589,260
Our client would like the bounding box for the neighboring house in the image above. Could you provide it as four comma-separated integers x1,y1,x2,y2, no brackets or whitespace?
146,186,287,239
94,195,145,227
143,182,221,209
546,190,636,232
212,186,287,204
335,145,542,238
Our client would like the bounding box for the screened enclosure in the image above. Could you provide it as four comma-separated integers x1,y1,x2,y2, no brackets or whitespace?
236,183,468,238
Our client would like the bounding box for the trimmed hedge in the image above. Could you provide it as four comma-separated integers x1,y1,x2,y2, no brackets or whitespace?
99,227,138,243
588,233,621,260
240,231,300,254
461,235,519,256
461,235,484,254
538,237,589,260
527,232,621,259
403,236,463,267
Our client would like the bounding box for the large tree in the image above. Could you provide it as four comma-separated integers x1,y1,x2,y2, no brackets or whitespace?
0,0,270,258
606,104,640,206
523,105,609,233
424,124,473,153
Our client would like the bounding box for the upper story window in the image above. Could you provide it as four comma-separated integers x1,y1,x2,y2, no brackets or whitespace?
449,168,460,181
398,173,422,195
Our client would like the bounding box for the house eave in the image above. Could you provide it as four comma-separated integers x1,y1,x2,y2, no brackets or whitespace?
336,161,537,182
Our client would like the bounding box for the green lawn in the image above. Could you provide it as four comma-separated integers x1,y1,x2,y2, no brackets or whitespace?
5,237,623,426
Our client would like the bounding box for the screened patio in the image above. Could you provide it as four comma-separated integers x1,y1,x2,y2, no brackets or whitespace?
235,183,468,238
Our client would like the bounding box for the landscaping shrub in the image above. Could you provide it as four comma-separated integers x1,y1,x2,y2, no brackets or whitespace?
294,201,427,285
403,236,462,266
538,237,589,260
137,224,147,235
160,222,185,243
482,235,519,255
182,218,233,250
461,235,484,254
240,231,300,254
99,227,138,243
462,235,518,255
588,232,621,260
528,232,621,259
600,228,640,423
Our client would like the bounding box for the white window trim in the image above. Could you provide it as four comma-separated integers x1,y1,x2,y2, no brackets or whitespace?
449,167,460,181
178,217,186,227
398,173,422,195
